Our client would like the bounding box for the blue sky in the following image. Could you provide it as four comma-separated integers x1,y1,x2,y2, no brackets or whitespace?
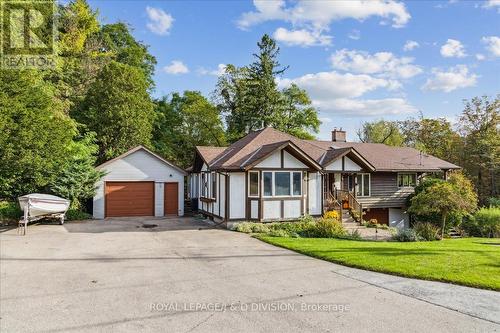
88,0,500,141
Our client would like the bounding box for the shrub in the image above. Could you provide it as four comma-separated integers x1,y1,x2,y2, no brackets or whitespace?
414,222,441,241
234,222,271,234
463,208,500,238
309,218,347,238
486,197,500,208
267,229,290,237
298,214,315,224
66,209,92,221
392,228,420,242
323,211,339,220
270,221,316,235
346,229,362,240
0,201,21,222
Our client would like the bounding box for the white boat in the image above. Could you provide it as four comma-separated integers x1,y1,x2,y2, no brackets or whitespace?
17,194,70,234
18,193,70,218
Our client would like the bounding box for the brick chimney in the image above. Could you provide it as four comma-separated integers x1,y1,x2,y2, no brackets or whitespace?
332,128,346,142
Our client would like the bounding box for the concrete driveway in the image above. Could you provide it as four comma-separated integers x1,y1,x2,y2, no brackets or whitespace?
1,217,499,332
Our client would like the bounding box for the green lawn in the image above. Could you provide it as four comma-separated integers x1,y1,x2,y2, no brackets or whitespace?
256,236,500,290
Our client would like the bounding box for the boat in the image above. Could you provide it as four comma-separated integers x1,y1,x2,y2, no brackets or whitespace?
18,193,70,218
17,194,70,234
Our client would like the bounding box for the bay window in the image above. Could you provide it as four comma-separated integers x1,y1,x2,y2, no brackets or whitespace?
261,171,302,197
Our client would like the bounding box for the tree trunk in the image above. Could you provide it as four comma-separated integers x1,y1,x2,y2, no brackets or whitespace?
441,214,446,239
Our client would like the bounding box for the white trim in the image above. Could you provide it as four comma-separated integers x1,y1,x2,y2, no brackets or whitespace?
356,173,371,197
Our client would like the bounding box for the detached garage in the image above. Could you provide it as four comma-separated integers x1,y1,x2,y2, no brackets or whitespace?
93,146,186,219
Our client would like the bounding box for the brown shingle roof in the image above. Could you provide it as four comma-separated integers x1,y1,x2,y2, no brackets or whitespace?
311,140,460,171
194,128,460,172
196,146,228,165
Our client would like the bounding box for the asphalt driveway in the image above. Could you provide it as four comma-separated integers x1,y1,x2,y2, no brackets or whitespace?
1,217,499,332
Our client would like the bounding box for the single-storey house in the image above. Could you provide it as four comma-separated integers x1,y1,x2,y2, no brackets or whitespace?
93,146,186,218
188,127,460,229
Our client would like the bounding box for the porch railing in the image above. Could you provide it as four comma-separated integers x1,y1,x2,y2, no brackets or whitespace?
333,188,363,223
324,191,342,222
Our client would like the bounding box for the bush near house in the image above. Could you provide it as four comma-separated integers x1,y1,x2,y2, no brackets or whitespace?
323,210,339,220
392,228,420,242
414,222,441,241
233,215,350,239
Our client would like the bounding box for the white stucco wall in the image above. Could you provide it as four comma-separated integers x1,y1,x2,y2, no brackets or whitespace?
308,172,322,215
250,200,258,219
389,208,409,229
283,151,307,168
93,149,185,219
283,200,301,218
255,151,280,168
344,156,362,171
219,175,226,219
229,173,245,219
263,201,280,220
325,159,342,171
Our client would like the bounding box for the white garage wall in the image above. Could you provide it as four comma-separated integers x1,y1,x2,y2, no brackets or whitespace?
229,173,245,219
93,149,185,219
155,182,164,216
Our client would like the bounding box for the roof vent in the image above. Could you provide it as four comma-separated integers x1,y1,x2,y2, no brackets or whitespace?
332,128,346,142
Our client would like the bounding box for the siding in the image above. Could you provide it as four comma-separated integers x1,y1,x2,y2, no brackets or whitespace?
357,172,413,208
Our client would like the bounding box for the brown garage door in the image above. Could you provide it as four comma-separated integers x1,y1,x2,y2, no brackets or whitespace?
164,182,178,215
105,182,154,217
363,208,389,225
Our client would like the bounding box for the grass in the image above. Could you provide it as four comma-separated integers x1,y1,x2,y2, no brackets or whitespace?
256,236,500,291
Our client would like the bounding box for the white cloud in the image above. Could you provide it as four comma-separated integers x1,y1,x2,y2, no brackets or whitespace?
440,39,466,58
198,64,227,76
330,49,422,79
314,98,417,116
422,65,478,92
403,40,419,51
273,27,332,47
279,71,394,99
237,0,411,30
482,0,500,11
146,7,174,35
476,53,486,60
279,71,416,116
348,29,361,40
163,60,189,74
482,36,500,57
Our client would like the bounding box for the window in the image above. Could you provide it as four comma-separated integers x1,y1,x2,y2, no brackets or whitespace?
293,172,301,196
201,173,208,197
262,171,302,197
249,172,259,197
398,173,417,187
211,172,217,198
275,172,290,196
263,172,273,196
356,173,370,197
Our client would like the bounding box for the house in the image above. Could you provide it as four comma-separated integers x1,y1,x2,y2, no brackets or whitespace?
188,127,460,229
93,146,186,219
